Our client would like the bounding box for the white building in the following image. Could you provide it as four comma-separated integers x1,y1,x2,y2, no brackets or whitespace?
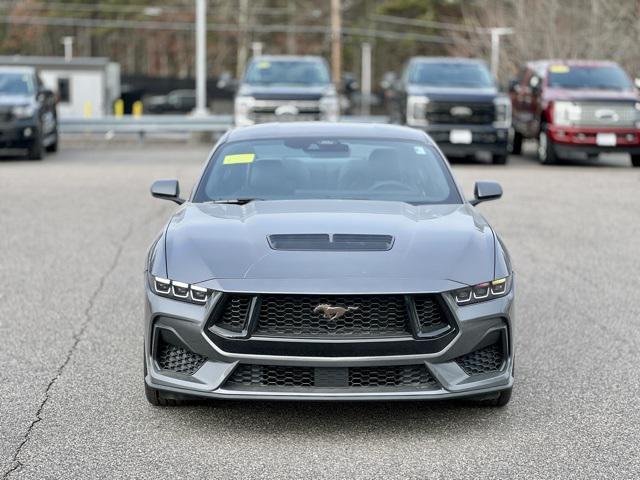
0,55,120,118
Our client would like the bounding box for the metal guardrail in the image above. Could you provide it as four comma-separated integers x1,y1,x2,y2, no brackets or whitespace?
58,114,391,135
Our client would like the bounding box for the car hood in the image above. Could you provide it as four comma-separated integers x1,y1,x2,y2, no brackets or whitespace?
406,85,499,103
0,94,33,107
163,200,496,294
237,84,332,101
543,87,639,102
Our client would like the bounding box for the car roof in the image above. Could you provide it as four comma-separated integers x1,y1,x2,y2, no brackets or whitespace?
249,55,325,63
527,59,621,75
225,122,430,144
0,66,36,74
409,57,487,65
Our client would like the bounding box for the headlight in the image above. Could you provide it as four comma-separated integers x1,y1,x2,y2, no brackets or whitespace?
234,96,255,126
151,275,212,304
320,95,339,121
493,97,511,128
407,95,429,127
12,104,36,119
553,101,581,126
452,275,512,306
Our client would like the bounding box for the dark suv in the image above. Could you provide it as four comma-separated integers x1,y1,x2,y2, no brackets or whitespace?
391,57,511,164
0,66,58,159
509,60,640,167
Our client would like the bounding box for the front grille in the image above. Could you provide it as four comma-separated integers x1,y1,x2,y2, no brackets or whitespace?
216,295,251,333
572,102,636,128
414,296,448,333
455,341,504,376
254,294,411,337
225,364,438,390
425,101,495,125
156,341,206,375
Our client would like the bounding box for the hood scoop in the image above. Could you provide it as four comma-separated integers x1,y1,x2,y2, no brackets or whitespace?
268,234,394,251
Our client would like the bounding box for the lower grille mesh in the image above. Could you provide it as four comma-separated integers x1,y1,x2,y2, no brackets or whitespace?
225,364,438,390
156,341,206,375
455,342,504,376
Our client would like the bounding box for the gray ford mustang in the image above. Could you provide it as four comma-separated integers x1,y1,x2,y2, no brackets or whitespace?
144,122,514,406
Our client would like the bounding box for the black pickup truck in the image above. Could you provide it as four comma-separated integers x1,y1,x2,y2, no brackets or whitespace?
389,57,511,164
0,66,58,159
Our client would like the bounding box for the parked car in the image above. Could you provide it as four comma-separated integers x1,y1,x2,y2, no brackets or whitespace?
389,57,511,164
144,89,196,114
0,66,58,159
234,55,339,125
509,60,640,167
144,122,514,407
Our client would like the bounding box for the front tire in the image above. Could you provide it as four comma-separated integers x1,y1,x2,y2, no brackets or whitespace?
492,153,508,165
27,133,44,160
510,128,523,155
631,155,640,167
538,128,557,165
45,130,59,153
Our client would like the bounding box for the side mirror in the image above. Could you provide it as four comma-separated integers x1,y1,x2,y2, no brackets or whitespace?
37,88,53,102
150,179,185,204
470,181,503,206
507,78,519,93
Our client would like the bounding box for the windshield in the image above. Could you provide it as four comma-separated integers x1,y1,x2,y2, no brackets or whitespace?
193,137,461,205
409,62,494,88
547,65,633,90
244,59,331,86
0,72,34,95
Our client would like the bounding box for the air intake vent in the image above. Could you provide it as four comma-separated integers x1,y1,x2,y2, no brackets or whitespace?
268,234,394,251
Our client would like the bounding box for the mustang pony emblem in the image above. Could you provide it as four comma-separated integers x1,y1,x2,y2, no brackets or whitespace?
313,304,359,321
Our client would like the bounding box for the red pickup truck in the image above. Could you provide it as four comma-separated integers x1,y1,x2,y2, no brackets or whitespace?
508,60,640,167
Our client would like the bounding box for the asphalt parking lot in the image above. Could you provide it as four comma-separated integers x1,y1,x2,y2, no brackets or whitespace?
1,138,639,479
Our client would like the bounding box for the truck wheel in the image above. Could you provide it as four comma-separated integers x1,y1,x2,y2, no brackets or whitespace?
492,154,508,165
538,129,557,165
46,130,59,153
510,128,523,155
631,155,640,167
27,133,44,160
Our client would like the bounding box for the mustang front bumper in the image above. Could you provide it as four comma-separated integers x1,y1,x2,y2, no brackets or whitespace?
144,281,515,401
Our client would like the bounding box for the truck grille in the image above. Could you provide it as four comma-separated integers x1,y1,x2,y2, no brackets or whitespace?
425,101,495,125
211,293,452,338
249,100,321,123
225,364,438,390
571,102,637,128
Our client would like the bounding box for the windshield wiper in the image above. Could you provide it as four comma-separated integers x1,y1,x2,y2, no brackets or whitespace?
207,198,262,205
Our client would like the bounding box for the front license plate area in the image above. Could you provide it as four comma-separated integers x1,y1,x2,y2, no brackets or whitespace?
450,129,473,144
596,133,616,146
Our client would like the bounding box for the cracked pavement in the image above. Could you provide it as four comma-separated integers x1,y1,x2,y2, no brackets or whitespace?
1,141,639,479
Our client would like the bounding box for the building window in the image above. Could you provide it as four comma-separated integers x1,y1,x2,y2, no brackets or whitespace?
57,78,70,103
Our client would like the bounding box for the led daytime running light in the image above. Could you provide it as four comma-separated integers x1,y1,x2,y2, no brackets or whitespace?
153,276,210,304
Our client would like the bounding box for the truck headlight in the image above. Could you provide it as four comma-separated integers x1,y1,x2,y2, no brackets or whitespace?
234,96,255,126
553,101,581,126
407,95,429,127
12,104,36,119
452,275,512,306
493,97,511,128
151,275,213,304
320,94,339,122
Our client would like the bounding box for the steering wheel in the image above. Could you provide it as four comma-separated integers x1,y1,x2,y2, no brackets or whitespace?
369,180,413,192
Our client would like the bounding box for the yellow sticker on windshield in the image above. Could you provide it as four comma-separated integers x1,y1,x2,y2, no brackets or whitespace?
550,65,570,74
223,153,255,165
257,61,271,69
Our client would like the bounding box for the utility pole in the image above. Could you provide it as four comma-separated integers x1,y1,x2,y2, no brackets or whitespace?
61,36,74,61
489,27,513,80
360,42,371,116
237,0,249,79
286,1,296,54
330,0,342,85
193,0,208,115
